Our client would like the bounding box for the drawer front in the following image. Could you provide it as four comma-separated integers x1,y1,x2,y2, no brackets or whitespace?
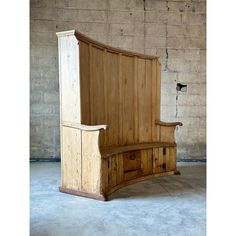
123,151,142,181
123,151,141,172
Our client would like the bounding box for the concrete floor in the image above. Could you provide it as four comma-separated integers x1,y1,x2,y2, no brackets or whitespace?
30,162,206,236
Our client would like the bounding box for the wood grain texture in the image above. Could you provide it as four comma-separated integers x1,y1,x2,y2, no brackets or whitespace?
61,126,81,190
57,30,182,200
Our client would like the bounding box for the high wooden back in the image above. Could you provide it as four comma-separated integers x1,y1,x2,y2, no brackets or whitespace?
78,33,161,148
57,30,161,148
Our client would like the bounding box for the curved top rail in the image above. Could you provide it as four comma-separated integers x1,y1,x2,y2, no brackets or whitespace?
56,29,159,61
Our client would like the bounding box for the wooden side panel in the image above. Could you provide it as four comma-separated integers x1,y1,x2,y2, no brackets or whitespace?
121,55,135,145
141,149,153,176
81,130,101,194
80,41,90,124
137,59,152,143
160,126,175,143
61,126,81,190
59,35,81,123
168,147,177,171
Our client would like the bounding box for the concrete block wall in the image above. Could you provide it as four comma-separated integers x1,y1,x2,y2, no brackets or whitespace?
30,0,206,160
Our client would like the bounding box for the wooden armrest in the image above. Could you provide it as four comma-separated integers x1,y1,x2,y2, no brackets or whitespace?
62,121,108,131
155,119,183,127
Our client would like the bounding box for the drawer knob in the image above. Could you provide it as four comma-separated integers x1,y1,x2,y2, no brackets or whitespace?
130,155,135,160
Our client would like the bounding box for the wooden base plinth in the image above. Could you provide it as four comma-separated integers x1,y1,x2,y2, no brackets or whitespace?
59,187,107,201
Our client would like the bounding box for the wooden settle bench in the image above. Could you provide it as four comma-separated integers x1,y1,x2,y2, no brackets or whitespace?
57,30,183,200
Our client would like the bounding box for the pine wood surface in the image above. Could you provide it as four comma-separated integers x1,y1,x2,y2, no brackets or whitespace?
57,30,182,200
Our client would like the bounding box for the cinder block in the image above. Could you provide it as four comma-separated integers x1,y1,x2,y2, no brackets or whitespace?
161,82,177,95
146,36,166,48
56,0,107,10
161,71,178,83
109,0,142,10
44,92,59,103
167,12,182,25
177,94,206,106
30,31,57,45
108,10,144,23
178,72,202,83
30,19,56,32
62,9,107,22
145,11,167,24
177,105,206,117
187,83,206,95
145,23,166,36
77,22,108,34
30,45,57,58
161,94,177,106
182,13,206,25
167,36,184,49
110,35,134,49
30,7,59,21
31,91,43,104
133,36,144,49
145,0,167,11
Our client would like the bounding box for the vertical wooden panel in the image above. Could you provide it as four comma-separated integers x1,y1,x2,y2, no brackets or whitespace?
89,46,106,145
141,149,153,176
138,59,152,143
151,59,158,141
105,52,119,146
59,35,81,123
116,154,124,184
156,60,161,120
61,126,81,190
80,41,90,124
81,130,101,194
160,126,175,143
153,147,165,173
118,53,123,145
169,147,177,171
134,56,139,143
121,55,135,144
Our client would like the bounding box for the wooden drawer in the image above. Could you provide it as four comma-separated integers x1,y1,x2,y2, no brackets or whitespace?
123,151,142,181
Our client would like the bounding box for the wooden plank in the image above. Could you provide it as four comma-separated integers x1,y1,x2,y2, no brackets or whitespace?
105,52,119,146
160,126,175,143
116,154,124,184
121,55,135,145
118,53,123,145
81,130,101,194
111,155,117,187
80,41,91,124
169,147,177,171
61,126,81,190
141,149,153,176
134,56,139,143
151,59,158,141
59,35,81,123
138,59,152,143
100,142,176,157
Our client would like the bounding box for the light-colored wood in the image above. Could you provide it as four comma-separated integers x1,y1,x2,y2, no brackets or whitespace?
100,142,176,157
57,30,182,200
61,126,81,190
81,130,101,194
